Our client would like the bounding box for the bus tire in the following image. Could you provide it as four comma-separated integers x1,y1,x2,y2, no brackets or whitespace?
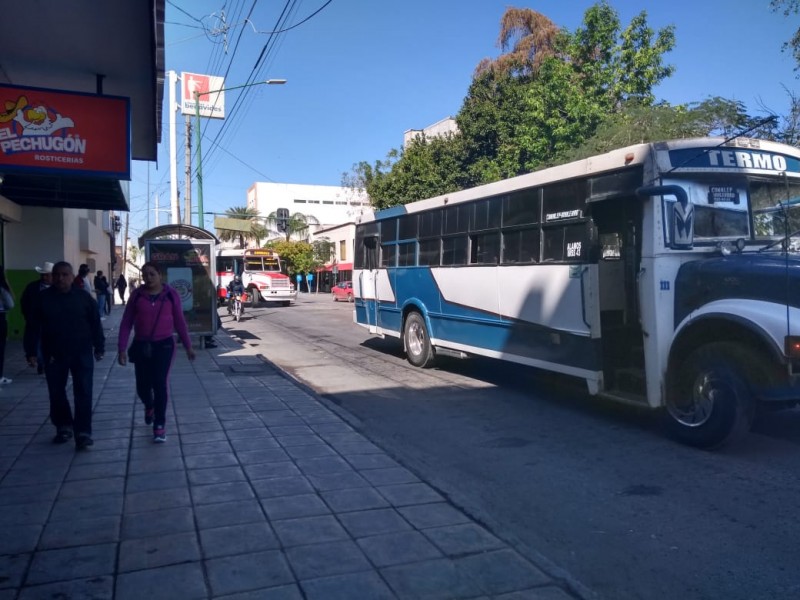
404,312,435,368
249,288,260,307
665,342,756,449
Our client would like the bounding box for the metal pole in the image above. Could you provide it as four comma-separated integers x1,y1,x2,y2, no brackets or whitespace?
194,91,204,229
169,70,179,224
184,115,192,224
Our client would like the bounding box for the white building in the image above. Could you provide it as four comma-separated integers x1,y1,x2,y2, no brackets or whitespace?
246,182,369,240
403,116,459,148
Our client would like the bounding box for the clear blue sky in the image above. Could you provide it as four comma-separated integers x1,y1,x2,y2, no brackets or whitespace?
127,0,798,239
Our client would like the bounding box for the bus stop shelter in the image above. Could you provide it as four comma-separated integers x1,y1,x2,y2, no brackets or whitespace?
138,224,219,348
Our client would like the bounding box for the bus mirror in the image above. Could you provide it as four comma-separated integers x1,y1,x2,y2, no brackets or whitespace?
364,235,378,250
637,185,693,250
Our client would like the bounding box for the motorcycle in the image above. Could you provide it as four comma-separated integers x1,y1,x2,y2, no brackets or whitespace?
232,293,245,322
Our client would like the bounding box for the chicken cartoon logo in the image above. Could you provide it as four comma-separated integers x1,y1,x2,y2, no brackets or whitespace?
0,95,74,135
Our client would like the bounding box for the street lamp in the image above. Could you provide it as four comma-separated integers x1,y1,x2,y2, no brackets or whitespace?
194,78,287,229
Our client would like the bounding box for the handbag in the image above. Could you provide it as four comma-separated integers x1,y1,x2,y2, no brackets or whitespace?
128,292,166,363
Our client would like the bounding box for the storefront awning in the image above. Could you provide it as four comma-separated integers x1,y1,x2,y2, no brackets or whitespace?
1,172,129,211
317,262,353,272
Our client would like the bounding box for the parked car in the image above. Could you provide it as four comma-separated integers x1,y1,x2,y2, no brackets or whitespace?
332,281,354,302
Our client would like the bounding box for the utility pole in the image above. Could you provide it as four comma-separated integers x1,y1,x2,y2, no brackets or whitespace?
122,212,129,267
168,70,179,224
184,115,192,225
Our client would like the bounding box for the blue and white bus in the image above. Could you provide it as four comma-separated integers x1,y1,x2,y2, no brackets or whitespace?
352,137,800,448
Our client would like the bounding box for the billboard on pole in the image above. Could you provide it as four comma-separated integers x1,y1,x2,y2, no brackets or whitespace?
181,72,225,119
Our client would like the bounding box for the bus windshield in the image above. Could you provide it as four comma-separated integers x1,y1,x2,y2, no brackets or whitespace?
751,178,800,241
244,254,281,272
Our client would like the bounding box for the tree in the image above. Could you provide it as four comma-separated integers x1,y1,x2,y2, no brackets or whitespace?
215,206,265,248
772,0,800,74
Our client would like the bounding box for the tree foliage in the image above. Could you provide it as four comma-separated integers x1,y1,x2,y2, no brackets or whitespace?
215,206,266,248
772,0,800,74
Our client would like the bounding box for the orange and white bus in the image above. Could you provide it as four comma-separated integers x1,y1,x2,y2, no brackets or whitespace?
216,248,296,306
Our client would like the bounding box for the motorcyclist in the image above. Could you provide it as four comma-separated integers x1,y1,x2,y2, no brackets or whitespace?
226,275,245,315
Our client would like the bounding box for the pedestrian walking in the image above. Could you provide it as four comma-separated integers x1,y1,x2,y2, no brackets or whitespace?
0,266,15,385
93,270,110,320
118,262,195,443
116,273,128,304
21,261,53,375
73,263,93,295
24,262,105,450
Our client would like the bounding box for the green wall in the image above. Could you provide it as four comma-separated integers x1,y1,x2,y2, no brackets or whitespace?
6,270,37,341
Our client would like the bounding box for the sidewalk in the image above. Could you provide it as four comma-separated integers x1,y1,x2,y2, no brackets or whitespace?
0,304,582,600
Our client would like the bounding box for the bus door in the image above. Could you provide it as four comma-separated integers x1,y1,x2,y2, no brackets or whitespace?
360,234,380,333
591,197,645,395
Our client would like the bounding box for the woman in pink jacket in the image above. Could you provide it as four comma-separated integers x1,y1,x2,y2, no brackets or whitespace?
118,262,195,442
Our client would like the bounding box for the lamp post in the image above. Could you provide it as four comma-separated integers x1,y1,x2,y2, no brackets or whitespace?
194,78,286,229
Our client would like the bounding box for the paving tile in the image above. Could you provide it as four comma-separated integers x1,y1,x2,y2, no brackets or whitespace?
298,456,359,476
272,515,350,547
330,441,383,455
127,455,185,474
184,453,239,469
285,539,372,580
0,553,29,589
321,487,391,513
0,524,40,554
124,487,192,513
397,503,472,529
181,440,233,456
57,476,125,499
187,466,247,485
261,493,330,520
72,448,130,465
191,481,255,505
376,483,444,507
211,584,303,600
345,454,401,470
381,558,475,600
180,430,229,444
17,575,114,600
456,550,551,595
300,570,396,600
194,499,266,530
235,448,290,465
338,508,413,538
225,427,273,440
358,530,443,567
269,425,313,436
360,467,420,486
275,434,324,447
284,444,338,460
199,522,279,558
121,506,195,538
230,437,281,452
305,469,370,492
26,543,116,585
0,483,60,507
0,501,52,526
205,550,294,597
243,461,301,480
38,515,120,549
115,562,208,600
251,475,315,499
177,421,224,434
422,523,505,556
494,587,576,600
1,466,68,485
125,470,187,493
65,461,127,481
118,531,201,572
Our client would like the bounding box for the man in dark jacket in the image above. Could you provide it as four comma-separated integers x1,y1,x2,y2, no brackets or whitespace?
24,262,105,450
20,261,53,375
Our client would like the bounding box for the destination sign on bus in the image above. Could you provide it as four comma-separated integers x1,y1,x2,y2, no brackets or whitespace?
669,148,800,174
249,250,275,256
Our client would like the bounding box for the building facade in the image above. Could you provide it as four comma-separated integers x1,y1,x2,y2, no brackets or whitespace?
246,182,369,241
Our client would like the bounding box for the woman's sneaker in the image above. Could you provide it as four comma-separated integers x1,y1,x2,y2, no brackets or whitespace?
153,427,166,443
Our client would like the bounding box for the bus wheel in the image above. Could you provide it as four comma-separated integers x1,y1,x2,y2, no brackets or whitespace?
249,288,260,307
665,342,756,449
404,312,435,368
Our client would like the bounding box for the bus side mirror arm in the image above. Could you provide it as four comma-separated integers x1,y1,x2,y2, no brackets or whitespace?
637,185,693,250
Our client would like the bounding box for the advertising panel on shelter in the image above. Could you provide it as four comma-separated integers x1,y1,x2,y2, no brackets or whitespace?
181,72,225,119
145,239,217,336
0,84,130,178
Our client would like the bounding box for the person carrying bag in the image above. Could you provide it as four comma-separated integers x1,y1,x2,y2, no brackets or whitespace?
117,262,195,443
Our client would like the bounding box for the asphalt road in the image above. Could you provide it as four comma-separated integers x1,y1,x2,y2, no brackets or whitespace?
221,293,800,600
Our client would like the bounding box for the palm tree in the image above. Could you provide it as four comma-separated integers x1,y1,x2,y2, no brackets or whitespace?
215,206,265,248
265,211,321,242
